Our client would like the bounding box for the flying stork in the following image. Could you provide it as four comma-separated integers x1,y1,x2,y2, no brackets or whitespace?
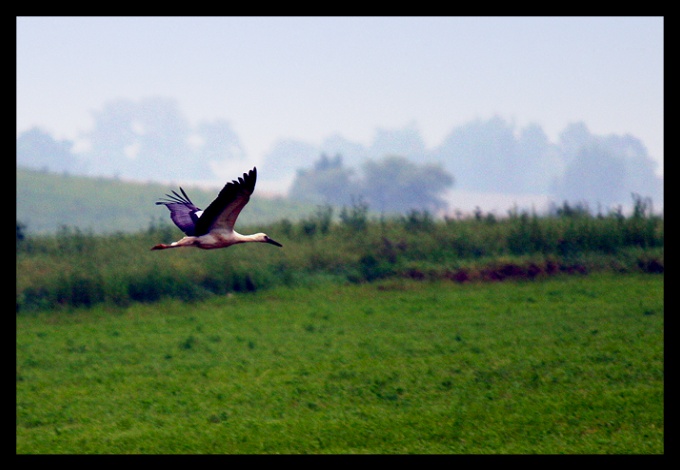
151,167,282,250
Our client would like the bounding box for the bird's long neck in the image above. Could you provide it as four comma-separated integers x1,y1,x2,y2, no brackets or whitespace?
232,232,260,243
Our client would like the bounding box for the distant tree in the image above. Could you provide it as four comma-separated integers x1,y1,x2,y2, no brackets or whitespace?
194,119,245,163
130,97,203,180
602,133,663,205
557,122,592,167
516,123,561,193
552,143,627,207
288,154,357,206
80,98,139,177
319,134,368,169
360,155,453,213
17,127,79,173
80,97,216,180
261,139,319,183
433,116,523,193
289,154,454,214
552,122,663,209
192,119,247,179
368,122,427,161
313,153,343,172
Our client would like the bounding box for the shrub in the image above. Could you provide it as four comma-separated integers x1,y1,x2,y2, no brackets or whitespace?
15,193,664,313
401,209,434,232
339,196,369,232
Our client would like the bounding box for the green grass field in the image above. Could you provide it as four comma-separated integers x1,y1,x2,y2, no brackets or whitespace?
16,273,663,454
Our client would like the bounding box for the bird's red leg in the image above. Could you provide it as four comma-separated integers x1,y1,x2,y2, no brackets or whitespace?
151,237,197,251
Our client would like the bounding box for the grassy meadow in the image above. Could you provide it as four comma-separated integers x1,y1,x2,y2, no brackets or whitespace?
16,274,663,453
16,194,663,453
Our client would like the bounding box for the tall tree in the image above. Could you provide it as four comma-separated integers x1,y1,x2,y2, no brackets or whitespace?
288,154,356,206
80,97,217,180
360,155,453,213
552,122,663,208
516,123,560,194
369,122,427,161
552,143,627,207
433,116,520,193
319,134,368,169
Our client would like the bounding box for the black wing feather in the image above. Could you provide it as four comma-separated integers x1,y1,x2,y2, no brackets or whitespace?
155,187,202,236
194,168,257,236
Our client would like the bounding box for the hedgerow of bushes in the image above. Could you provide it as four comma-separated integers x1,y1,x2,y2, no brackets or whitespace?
16,195,663,313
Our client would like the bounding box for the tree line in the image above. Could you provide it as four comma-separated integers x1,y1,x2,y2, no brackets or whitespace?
288,154,454,214
17,97,663,213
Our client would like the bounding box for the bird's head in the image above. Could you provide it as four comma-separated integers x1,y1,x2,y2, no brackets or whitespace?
257,233,283,247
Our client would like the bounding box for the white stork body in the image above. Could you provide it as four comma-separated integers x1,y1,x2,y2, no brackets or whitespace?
151,167,282,251
153,231,277,250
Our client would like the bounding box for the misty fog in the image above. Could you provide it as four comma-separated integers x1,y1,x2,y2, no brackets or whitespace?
17,97,663,214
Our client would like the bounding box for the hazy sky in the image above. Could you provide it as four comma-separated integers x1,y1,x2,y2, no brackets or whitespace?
16,16,664,177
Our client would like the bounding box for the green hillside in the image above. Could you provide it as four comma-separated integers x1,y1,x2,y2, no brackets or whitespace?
16,168,314,234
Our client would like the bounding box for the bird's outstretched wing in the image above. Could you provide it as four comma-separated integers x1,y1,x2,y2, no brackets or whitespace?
194,168,257,236
155,188,202,236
